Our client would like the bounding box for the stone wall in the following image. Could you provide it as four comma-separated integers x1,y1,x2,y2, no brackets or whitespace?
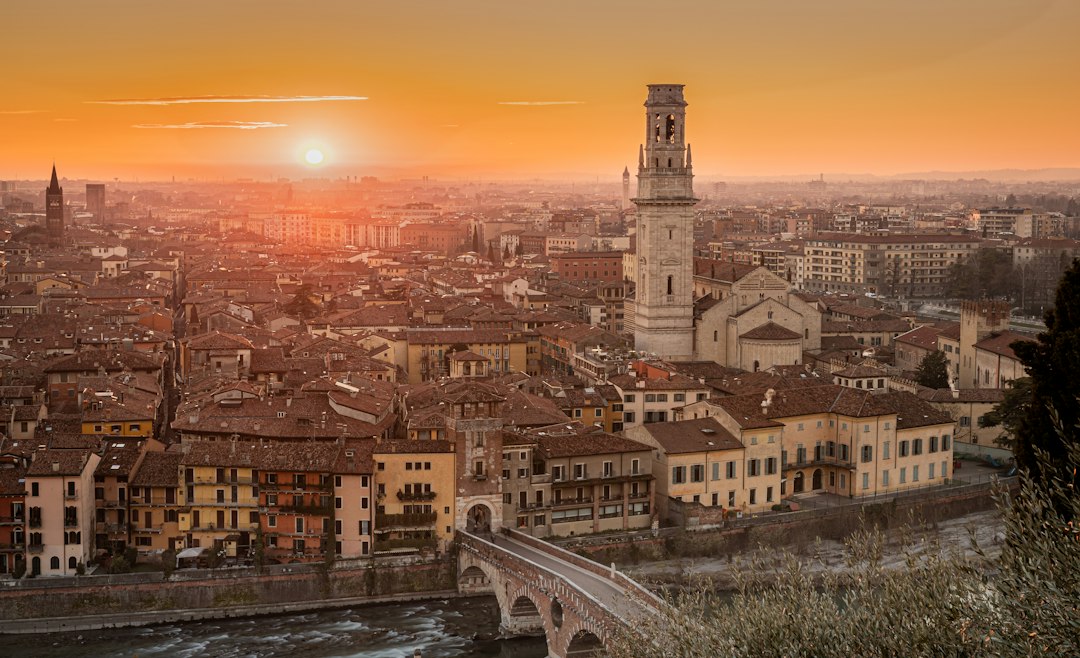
0,556,456,623
562,482,1009,566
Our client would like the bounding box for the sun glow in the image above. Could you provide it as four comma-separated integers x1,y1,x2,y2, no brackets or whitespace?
304,148,325,165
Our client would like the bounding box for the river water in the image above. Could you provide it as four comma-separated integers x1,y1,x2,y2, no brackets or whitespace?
4,597,549,658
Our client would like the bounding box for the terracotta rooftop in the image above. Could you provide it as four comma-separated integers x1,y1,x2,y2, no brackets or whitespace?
740,322,802,341
637,417,743,454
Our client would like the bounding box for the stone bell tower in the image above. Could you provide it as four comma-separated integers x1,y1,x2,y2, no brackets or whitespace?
633,84,697,360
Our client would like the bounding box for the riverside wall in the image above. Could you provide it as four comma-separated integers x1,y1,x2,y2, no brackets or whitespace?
557,479,1012,564
0,556,457,632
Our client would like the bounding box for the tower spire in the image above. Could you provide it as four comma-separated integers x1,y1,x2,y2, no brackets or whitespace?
48,164,60,192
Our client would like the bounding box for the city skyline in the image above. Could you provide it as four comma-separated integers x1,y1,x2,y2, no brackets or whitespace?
3,1,1079,181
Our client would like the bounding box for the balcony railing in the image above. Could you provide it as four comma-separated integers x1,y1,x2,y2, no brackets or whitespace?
396,490,436,502
64,518,79,528
784,456,856,471
376,512,438,529
552,496,593,508
373,536,437,553
134,524,164,534
628,491,650,500
105,523,128,534
27,543,44,553
0,515,24,525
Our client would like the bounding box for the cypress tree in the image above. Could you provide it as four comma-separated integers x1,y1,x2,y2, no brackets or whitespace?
1011,257,1080,494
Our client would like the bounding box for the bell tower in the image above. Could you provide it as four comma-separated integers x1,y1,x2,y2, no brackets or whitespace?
45,165,64,242
633,84,697,360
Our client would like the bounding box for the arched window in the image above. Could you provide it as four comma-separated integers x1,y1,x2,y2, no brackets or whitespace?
713,330,718,342
666,276,674,295
666,114,676,143
69,556,77,570
667,158,673,168
50,556,60,570
753,360,760,372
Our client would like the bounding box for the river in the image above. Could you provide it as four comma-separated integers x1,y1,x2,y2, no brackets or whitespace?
3,597,549,658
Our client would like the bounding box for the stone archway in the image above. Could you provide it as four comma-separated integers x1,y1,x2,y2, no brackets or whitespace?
458,565,490,594
466,502,493,534
565,629,604,657
793,471,805,494
812,468,823,490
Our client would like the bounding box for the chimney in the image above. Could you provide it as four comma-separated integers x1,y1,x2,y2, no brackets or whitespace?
52,461,60,472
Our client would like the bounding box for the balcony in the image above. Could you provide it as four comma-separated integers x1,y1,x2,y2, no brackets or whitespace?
0,515,24,525
134,524,164,534
0,542,25,551
552,496,592,509
373,536,437,553
784,456,856,471
628,490,651,501
64,518,79,529
515,502,551,512
105,523,129,535
28,543,44,553
396,490,436,502
375,512,438,530
278,501,333,516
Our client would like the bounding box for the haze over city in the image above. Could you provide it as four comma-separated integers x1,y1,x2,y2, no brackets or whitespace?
5,0,1080,181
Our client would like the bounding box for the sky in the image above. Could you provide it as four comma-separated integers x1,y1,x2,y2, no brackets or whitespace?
3,1,1079,182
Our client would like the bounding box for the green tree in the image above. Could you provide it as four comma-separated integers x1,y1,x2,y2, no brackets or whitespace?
283,284,320,319
979,377,1032,449
913,351,950,389
1010,257,1080,490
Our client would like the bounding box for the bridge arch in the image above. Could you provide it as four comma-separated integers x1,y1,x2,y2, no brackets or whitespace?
565,628,605,657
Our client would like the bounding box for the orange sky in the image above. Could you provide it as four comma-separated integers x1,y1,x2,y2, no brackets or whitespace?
3,1,1079,181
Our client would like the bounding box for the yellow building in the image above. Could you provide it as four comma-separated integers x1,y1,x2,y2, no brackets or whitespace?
130,451,184,555
691,384,957,501
178,443,261,558
627,417,753,515
405,328,528,383
372,439,456,553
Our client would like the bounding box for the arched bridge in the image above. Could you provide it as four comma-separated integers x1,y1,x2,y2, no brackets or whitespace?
457,529,663,658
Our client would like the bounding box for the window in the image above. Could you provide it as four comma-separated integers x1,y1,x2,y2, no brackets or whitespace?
672,466,687,484
623,412,635,424
929,436,939,453
574,463,587,480
726,461,737,479
747,459,761,477
31,482,38,497
959,416,970,427
862,473,869,490
749,489,757,505
765,458,777,475
912,439,923,456
882,441,890,460
673,393,685,402
861,446,873,463
603,461,614,478
690,464,704,482
728,491,736,507
929,462,936,479
711,462,720,481
912,465,920,482
899,441,909,457
624,394,635,403
882,470,890,487
942,435,951,451
552,465,565,481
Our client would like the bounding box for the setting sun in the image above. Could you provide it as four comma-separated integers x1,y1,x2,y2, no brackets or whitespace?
304,148,325,166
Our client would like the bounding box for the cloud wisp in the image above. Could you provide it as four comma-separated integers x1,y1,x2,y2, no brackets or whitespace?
92,95,366,106
497,101,584,106
0,109,47,114
133,121,288,130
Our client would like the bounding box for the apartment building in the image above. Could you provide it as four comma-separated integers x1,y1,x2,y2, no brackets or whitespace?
25,449,100,576
803,233,980,297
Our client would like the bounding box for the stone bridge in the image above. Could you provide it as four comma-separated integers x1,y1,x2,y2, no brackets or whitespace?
457,528,663,658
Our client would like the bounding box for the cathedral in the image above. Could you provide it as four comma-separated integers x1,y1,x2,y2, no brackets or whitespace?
631,86,819,369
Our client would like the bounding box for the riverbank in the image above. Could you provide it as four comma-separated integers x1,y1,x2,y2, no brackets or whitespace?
0,589,464,635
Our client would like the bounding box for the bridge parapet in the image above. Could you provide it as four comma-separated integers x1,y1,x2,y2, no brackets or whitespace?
502,527,666,610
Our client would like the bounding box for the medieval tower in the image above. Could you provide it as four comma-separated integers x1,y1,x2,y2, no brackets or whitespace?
45,165,64,241
633,84,697,360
